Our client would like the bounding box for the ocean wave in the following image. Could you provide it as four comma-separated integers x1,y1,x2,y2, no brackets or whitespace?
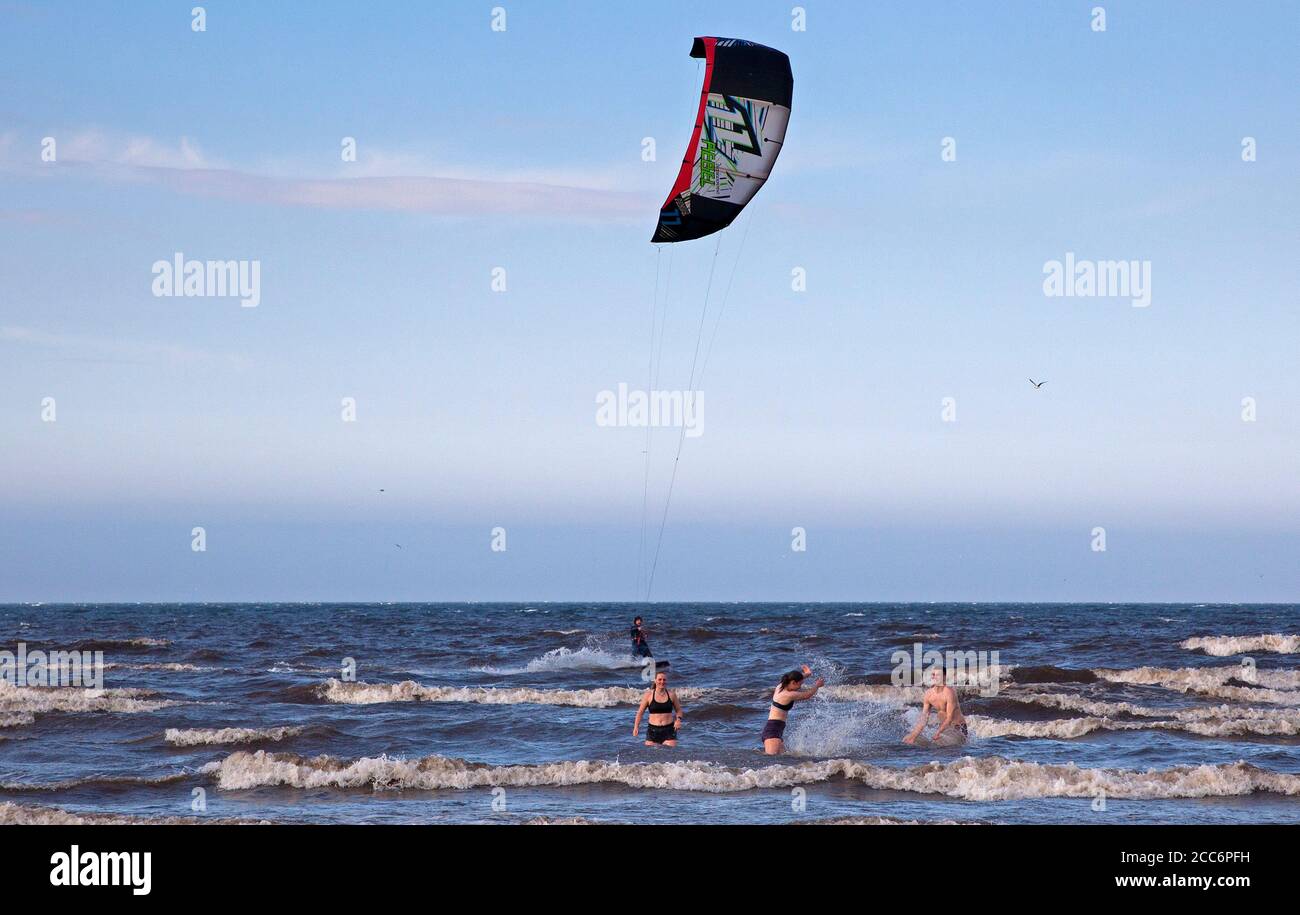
968,712,1300,739
1,770,192,793
968,715,1122,740
0,801,261,825
793,815,971,825
68,637,170,651
0,712,36,728
317,679,707,708
472,645,650,675
164,726,305,747
210,750,1300,800
824,680,1000,703
522,815,600,825
1096,664,1300,691
105,662,214,672
1007,665,1098,685
0,680,176,715
268,662,337,675
815,684,915,704
1180,634,1300,656
1093,666,1300,705
1002,690,1300,728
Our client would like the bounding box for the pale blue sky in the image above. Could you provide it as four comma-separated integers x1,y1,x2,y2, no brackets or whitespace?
1,1,1297,601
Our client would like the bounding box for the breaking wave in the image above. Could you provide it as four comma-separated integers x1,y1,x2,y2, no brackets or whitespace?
317,679,706,708
1180,634,1300,656
1,770,192,793
0,801,260,825
1094,665,1300,705
793,815,972,825
68,637,170,652
968,711,1300,739
164,726,305,747
210,750,1300,800
472,644,650,675
0,680,176,715
1000,689,1300,728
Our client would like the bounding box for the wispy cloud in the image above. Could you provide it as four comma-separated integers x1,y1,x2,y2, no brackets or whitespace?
138,164,643,218
2,129,645,220
0,325,250,369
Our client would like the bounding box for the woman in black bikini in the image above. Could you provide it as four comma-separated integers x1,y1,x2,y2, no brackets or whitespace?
633,670,684,747
762,664,824,755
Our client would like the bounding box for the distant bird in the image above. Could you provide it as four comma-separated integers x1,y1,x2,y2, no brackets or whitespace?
379,488,386,493
1029,379,1046,389
395,544,403,549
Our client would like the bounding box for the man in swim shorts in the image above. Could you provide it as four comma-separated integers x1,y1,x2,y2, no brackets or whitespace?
902,666,968,745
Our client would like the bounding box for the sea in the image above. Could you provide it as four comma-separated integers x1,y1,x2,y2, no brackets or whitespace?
1,602,1297,825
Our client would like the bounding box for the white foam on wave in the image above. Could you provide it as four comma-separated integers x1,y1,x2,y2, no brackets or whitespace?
0,801,261,825
105,662,214,672
794,815,971,825
211,750,1300,800
472,644,649,675
1181,634,1300,656
318,678,706,708
0,680,175,715
522,815,600,825
1094,665,1300,705
968,711,1300,739
165,726,304,747
1096,664,1300,690
268,662,336,675
1003,690,1300,728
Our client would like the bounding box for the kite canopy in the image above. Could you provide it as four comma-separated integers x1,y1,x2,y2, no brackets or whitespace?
652,37,793,243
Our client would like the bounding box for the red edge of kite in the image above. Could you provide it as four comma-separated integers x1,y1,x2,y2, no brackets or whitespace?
659,36,716,210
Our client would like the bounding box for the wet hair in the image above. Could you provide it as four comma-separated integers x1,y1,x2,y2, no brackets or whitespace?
778,669,805,690
634,616,643,624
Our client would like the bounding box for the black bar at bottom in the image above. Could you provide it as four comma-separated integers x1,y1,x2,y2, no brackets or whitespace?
0,823,1282,900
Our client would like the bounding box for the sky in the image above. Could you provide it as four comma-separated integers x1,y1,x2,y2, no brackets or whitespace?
1,0,1297,602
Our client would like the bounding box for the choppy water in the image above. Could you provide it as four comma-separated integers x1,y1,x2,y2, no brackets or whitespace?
2,603,1298,825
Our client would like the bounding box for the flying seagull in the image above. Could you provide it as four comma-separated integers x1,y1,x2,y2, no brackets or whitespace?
1029,379,1046,389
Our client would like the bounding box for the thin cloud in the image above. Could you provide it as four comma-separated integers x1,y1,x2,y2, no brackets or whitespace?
3,129,645,220
0,325,250,370
138,164,644,218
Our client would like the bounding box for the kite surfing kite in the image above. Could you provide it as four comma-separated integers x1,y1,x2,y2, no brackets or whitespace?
653,37,794,243
638,38,793,600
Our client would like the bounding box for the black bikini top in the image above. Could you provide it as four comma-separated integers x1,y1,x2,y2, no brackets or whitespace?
648,689,674,714
771,694,794,712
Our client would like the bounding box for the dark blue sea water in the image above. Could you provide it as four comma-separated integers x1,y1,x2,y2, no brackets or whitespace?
2,603,1298,825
